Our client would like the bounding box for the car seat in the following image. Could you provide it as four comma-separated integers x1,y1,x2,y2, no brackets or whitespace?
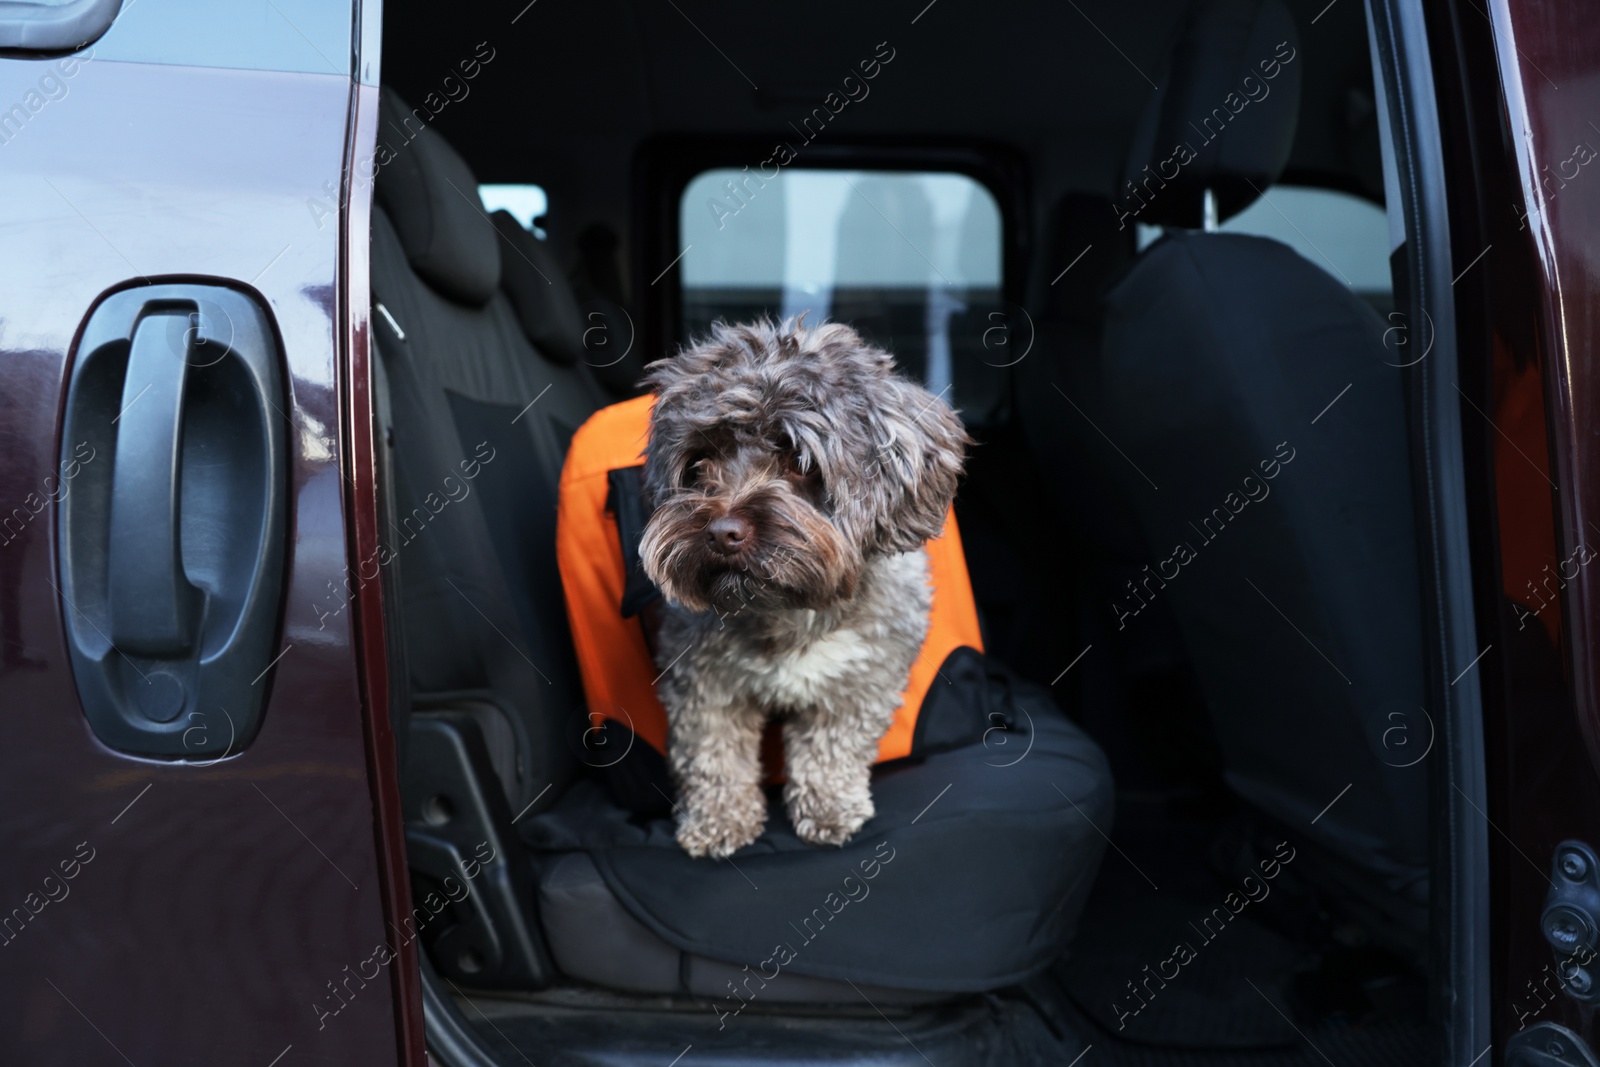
1091,0,1430,955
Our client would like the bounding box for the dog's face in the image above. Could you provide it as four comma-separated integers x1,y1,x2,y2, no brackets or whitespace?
638,320,968,615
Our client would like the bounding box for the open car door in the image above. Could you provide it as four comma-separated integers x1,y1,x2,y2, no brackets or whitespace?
0,2,421,1063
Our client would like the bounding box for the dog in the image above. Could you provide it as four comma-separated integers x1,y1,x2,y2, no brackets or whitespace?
638,318,968,858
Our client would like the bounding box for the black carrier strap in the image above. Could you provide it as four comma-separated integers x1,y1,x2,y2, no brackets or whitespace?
594,464,672,813
606,465,661,618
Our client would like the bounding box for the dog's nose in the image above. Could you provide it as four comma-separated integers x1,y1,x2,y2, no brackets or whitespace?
706,515,753,556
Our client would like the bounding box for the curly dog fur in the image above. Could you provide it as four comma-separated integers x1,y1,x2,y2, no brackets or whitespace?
640,318,968,858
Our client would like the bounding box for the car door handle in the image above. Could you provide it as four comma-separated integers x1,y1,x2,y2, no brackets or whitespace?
58,285,288,759
107,310,203,657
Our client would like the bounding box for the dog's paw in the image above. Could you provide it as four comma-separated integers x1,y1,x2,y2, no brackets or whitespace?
789,791,874,848
676,789,768,859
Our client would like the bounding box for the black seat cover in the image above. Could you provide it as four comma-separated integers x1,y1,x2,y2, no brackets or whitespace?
370,89,1115,996
1096,0,1428,946
524,650,1113,993
372,87,605,815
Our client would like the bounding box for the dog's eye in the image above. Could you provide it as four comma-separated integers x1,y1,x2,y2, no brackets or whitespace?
681,453,710,487
771,433,810,479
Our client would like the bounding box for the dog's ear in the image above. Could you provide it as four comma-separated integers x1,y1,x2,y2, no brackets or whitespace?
846,376,969,555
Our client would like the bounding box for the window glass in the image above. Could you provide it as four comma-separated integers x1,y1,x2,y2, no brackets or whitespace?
679,168,1005,420
480,184,549,238
1221,185,1391,303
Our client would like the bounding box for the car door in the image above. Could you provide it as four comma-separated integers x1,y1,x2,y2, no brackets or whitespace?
1471,0,1600,1058
0,1,421,1063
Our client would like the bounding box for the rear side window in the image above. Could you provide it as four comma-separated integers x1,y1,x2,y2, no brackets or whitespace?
480,183,549,238
1221,185,1392,310
679,168,1005,421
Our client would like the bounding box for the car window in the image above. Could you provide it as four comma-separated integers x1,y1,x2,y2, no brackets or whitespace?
679,168,1005,421
1221,185,1392,306
481,183,549,238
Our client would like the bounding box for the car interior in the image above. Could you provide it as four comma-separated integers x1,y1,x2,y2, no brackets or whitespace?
372,0,1434,1062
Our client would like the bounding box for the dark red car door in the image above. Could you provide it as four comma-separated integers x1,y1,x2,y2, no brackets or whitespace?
0,2,420,1064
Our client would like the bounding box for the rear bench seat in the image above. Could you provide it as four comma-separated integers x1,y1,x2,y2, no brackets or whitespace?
370,88,1115,1001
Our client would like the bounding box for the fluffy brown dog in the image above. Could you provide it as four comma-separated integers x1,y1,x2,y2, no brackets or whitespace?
639,318,968,858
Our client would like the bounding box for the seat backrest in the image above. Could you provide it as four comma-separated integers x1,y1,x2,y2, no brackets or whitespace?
370,88,607,816
1094,0,1429,941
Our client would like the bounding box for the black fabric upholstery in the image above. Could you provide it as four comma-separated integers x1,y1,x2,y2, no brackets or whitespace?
537,853,946,1003
523,662,1112,993
906,646,1011,755
372,202,605,816
1014,194,1214,807
1121,0,1301,227
376,89,502,306
490,210,588,365
1099,231,1428,944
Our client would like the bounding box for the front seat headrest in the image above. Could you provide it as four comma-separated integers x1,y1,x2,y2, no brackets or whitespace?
1119,0,1301,229
489,211,587,365
375,87,502,306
